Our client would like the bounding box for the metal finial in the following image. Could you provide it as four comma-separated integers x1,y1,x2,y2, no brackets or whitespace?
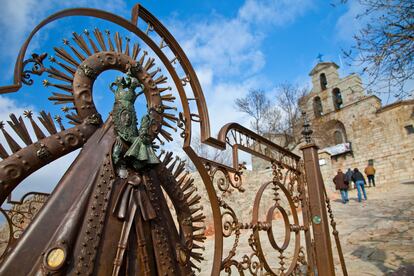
61,106,70,113
301,112,313,144
23,110,33,118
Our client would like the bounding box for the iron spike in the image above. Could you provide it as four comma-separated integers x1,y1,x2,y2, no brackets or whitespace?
173,161,186,178
176,173,188,186
68,43,86,61
157,149,165,159
54,60,76,75
83,29,100,53
47,66,73,83
93,28,107,51
189,261,201,272
54,47,79,67
191,213,206,223
191,242,205,251
158,86,172,93
144,58,155,71
44,81,73,93
162,151,174,165
48,92,75,105
187,195,201,206
132,43,140,60
154,75,168,85
0,143,9,159
160,104,177,111
161,120,177,132
0,122,21,153
181,177,194,192
189,251,204,262
7,114,32,145
167,156,179,172
54,115,65,131
160,94,176,102
192,232,206,242
138,51,148,65
163,113,178,123
184,187,197,201
105,30,115,51
38,111,57,135
124,37,130,56
114,32,122,53
65,113,82,125
72,32,91,56
148,67,160,78
159,128,173,142
154,135,165,145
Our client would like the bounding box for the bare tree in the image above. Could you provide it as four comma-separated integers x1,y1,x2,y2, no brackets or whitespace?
340,0,414,99
276,83,308,147
262,107,283,135
234,84,308,148
185,133,232,171
234,89,271,134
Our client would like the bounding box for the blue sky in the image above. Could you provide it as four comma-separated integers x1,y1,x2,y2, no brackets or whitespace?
0,0,368,197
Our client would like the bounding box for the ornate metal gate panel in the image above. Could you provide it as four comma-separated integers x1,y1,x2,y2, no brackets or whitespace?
0,3,346,276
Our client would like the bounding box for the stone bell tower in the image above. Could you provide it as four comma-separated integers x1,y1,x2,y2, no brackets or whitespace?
302,62,366,120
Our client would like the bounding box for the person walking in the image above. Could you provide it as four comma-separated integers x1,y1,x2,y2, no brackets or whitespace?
333,169,349,204
364,164,376,187
345,168,353,188
352,168,367,202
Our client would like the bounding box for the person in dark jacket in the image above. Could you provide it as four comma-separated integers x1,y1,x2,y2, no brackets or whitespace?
344,168,353,188
333,169,349,203
351,168,367,202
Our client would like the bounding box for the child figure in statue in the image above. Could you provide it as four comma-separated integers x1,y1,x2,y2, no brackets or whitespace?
110,72,160,169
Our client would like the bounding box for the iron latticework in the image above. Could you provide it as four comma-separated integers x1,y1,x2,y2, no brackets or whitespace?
0,3,346,276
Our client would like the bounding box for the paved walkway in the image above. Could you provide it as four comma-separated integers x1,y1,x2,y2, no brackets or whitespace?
198,182,414,275
331,183,414,275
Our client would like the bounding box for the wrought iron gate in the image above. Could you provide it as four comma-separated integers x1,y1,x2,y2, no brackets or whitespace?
0,3,347,275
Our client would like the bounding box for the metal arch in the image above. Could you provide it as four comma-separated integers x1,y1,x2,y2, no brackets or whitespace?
0,4,348,275
217,122,301,172
0,5,224,275
0,7,193,144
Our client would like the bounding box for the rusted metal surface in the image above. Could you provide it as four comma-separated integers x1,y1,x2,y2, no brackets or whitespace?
0,3,347,275
301,143,335,275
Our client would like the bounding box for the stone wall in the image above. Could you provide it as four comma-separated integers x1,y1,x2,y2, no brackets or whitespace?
253,62,414,190
318,100,414,188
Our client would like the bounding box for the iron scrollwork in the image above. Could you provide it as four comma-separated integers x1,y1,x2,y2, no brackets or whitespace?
21,53,48,85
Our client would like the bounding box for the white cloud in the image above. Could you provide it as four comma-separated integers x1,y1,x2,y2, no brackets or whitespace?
0,0,317,185
335,0,365,42
0,0,128,78
238,0,314,26
0,95,78,199
170,0,314,82
172,16,265,79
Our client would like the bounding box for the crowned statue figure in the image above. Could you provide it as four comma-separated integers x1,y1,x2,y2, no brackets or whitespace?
0,72,195,276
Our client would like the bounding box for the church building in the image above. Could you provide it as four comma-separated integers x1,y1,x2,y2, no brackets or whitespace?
298,62,414,187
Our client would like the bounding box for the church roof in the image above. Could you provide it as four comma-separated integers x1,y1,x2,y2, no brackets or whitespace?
309,62,339,76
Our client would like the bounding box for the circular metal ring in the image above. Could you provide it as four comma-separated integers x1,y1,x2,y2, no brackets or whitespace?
266,204,291,251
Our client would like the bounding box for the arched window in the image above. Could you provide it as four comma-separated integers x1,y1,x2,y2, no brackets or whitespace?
332,88,343,110
313,96,323,117
320,73,327,90
334,130,344,144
